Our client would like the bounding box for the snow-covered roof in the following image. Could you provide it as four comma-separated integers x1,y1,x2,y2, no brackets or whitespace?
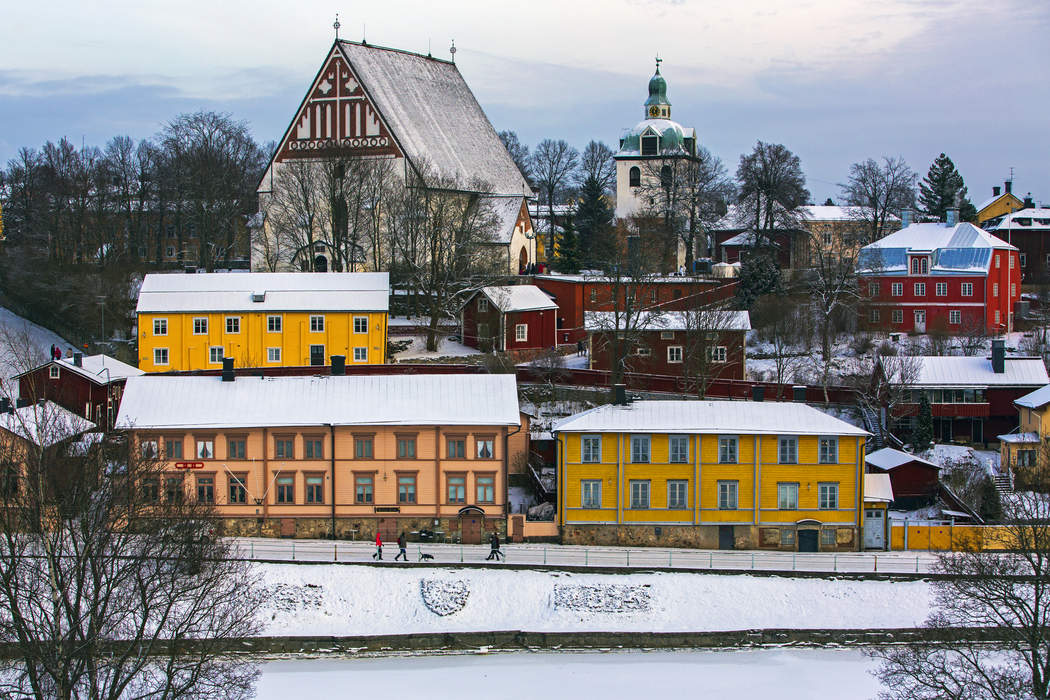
864,473,894,503
989,207,1050,232
116,374,521,430
721,231,773,248
338,41,529,195
712,204,888,231
863,222,1013,251
0,401,96,447
15,354,144,384
997,431,1039,444
476,285,557,313
552,401,869,436
136,272,389,314
479,196,526,244
880,355,1050,388
858,222,1014,275
584,310,751,332
1015,384,1050,409
865,447,939,471
532,273,716,284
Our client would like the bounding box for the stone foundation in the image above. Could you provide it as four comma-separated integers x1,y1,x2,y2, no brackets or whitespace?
216,516,507,541
562,524,858,552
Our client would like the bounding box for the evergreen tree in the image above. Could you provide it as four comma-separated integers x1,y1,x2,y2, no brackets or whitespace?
734,253,783,310
575,175,614,267
918,153,977,222
554,216,581,273
977,476,1002,522
912,394,934,449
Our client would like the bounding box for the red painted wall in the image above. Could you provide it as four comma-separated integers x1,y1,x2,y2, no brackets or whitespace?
502,309,557,351
588,328,746,380
867,462,939,500
18,364,122,429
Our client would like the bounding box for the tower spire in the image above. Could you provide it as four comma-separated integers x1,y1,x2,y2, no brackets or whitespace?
655,54,662,73
450,39,457,63
333,14,340,40
645,57,670,119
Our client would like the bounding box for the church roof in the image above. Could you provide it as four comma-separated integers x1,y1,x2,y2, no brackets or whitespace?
338,41,529,195
478,195,527,244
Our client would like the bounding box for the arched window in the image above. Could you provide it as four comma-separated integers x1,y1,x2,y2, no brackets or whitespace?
629,167,640,187
661,165,672,189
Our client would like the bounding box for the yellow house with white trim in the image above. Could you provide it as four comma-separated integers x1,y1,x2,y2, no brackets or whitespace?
553,398,869,551
136,272,388,372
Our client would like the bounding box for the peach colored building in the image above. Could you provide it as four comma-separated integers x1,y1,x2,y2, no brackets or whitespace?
115,373,527,542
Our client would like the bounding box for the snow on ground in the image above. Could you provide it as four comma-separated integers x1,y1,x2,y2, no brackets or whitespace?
0,307,73,395
926,444,1001,474
253,563,931,637
508,486,534,515
256,649,882,699
394,335,480,360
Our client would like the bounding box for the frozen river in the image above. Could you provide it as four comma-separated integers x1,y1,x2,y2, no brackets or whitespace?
255,648,882,699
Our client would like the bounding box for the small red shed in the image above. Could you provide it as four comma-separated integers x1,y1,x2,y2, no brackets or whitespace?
16,354,144,432
460,285,558,352
864,447,941,510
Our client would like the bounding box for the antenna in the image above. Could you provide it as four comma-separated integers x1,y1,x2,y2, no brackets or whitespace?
450,39,456,63
362,23,366,44
333,13,340,40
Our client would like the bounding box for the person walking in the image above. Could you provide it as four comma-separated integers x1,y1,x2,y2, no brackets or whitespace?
395,531,408,561
575,340,583,357
485,531,503,561
372,531,383,560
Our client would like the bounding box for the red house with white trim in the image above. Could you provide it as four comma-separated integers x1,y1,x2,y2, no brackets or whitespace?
460,285,558,352
858,214,1021,334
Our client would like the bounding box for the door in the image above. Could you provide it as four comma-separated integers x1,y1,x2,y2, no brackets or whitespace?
460,516,482,544
377,518,398,542
798,529,818,552
718,525,735,550
913,309,926,333
310,345,325,366
511,515,524,543
864,508,886,550
280,518,296,538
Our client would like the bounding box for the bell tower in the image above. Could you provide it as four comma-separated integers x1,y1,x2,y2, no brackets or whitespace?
644,57,671,120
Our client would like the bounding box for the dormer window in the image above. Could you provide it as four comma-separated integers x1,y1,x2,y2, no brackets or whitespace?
641,135,659,156
684,137,695,155
629,167,640,188
910,256,929,275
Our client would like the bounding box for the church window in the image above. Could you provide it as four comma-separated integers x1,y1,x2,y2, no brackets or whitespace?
641,135,659,156
684,137,696,155
629,167,640,188
660,165,672,189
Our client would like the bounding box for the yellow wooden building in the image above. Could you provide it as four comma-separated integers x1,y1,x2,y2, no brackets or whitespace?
136,272,388,372
553,399,869,551
976,182,1024,228
999,384,1050,477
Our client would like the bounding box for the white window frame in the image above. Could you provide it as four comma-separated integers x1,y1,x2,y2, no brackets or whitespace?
718,436,738,464
778,436,798,464
995,310,1001,324
153,318,167,336
49,365,60,379
581,479,602,508
996,254,1001,269
891,283,903,297
660,331,674,340
192,317,208,335
1010,254,1015,269
914,282,925,297
225,316,240,334
267,347,281,363
993,283,999,298
631,435,651,464
819,483,839,510
706,346,727,363
353,347,368,362
267,315,282,333
949,309,961,324
667,346,683,364
717,480,738,510
629,479,650,509
868,282,879,296
353,316,369,334
892,309,903,324
667,480,688,509
669,435,689,464
309,315,325,332
778,482,799,510
935,282,947,297
1011,284,1017,297
515,324,528,342
634,346,651,357
581,435,601,463
153,348,169,366
208,346,223,364
961,282,973,297
478,297,489,312
818,436,838,464
869,308,880,323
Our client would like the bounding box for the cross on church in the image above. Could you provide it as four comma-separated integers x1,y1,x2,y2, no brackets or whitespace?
333,14,341,40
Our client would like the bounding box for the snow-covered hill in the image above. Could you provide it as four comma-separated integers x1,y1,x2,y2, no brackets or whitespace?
0,307,74,395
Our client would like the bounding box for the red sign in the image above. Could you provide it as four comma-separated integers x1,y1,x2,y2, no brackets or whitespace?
174,461,204,470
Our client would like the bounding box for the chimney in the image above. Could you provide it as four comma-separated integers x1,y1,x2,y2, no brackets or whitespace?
901,208,912,228
793,385,807,402
946,208,958,227
1005,180,1013,194
613,384,628,406
991,339,1005,374
221,357,235,382
993,185,1001,197
751,385,765,402
1024,193,1035,209
331,355,346,376
73,352,83,368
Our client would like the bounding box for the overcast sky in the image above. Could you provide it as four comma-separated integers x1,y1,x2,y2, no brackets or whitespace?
2,0,1048,204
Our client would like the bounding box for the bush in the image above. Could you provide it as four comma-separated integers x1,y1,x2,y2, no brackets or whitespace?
877,340,898,356
851,334,875,356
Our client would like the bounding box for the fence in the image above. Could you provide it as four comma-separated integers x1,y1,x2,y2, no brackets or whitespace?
889,524,1015,551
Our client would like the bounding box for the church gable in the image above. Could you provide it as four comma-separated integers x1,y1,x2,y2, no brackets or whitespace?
275,45,402,163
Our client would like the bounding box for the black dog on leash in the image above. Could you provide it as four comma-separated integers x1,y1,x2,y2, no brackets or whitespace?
418,552,434,561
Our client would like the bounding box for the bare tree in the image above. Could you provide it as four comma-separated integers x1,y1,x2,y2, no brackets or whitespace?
735,140,810,247
680,306,747,398
498,130,532,186
577,140,616,195
839,156,917,245
875,353,924,442
872,491,1050,700
959,317,991,356
751,295,809,384
807,223,861,399
530,139,579,258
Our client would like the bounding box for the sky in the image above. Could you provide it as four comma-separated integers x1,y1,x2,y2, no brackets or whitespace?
1,0,1048,205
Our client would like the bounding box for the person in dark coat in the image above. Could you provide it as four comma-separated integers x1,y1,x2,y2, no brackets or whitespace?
372,531,383,560
395,531,408,561
485,531,503,561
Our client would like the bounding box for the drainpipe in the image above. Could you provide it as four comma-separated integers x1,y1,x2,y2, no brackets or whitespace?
262,427,269,522
328,423,336,539
434,426,441,523
504,419,522,519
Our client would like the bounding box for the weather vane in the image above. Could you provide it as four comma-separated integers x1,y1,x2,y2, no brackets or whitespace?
333,14,340,40
655,54,662,72
450,39,456,63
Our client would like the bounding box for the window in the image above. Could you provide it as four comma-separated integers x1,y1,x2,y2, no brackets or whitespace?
631,435,651,463
660,330,675,340
778,483,798,510
225,316,240,334
196,439,214,459
1010,254,1015,269
476,475,495,503
914,283,925,297
309,315,325,332
581,480,602,508
49,365,60,379
164,476,183,504
355,437,373,459
1021,253,1027,267
447,438,465,459
165,246,175,258
193,317,208,335
153,318,168,336
154,348,169,366
718,436,738,464
196,475,214,503
868,283,879,297
629,166,641,187
891,283,903,297
582,435,601,463
629,480,650,509
778,437,798,464
397,437,416,459
398,474,417,504
667,346,683,363
164,438,183,460
821,529,837,546
304,437,323,459
208,347,223,364
353,316,368,334
996,254,1001,269
669,435,689,464
354,475,374,504
718,481,738,510
819,483,838,510
993,283,999,297
780,529,795,547
869,308,880,323
650,289,658,304
660,165,672,189
589,288,598,303
891,309,903,324
823,231,833,247
961,282,973,297
267,315,282,332
818,437,838,464
706,346,727,363
142,478,159,503
1017,449,1037,467
641,135,658,156
275,438,294,459
634,346,651,357
306,475,324,504
667,480,688,509
478,297,489,312
276,476,294,504
935,282,947,297
228,474,247,504
141,439,158,459
910,258,919,274
515,324,528,342
447,475,466,503
949,309,961,324
267,347,281,363
476,438,494,459
995,310,1001,324
1011,284,1017,297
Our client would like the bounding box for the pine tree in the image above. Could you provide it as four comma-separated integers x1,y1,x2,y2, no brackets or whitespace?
554,216,581,273
977,476,1002,522
912,394,934,449
734,253,783,310
918,153,977,222
575,175,614,267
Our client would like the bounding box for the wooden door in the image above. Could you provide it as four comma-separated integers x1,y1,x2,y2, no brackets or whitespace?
461,516,482,544
511,515,524,543
280,518,296,538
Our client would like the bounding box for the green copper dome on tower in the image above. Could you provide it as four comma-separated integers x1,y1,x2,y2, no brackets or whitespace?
643,58,670,119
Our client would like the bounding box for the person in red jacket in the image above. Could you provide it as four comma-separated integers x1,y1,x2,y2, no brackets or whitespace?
372,531,383,560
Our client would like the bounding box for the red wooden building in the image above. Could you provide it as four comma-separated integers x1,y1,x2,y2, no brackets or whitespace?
586,310,750,379
460,285,558,352
16,354,143,432
864,447,940,510
531,273,735,345
858,214,1021,334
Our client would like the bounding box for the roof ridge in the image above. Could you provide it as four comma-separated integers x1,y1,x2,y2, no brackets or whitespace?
339,39,455,66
